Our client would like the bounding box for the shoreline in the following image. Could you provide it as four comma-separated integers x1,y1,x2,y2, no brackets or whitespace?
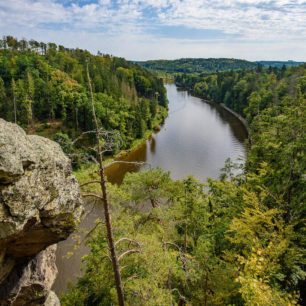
175,84,251,139
73,109,167,185
105,110,166,167
219,103,251,136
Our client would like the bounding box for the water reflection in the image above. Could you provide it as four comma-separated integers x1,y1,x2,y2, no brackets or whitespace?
53,83,247,295
149,136,156,154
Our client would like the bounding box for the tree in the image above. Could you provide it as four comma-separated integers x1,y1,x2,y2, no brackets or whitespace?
121,167,175,208
11,78,17,123
225,190,301,305
82,60,125,305
26,71,34,125
0,77,7,118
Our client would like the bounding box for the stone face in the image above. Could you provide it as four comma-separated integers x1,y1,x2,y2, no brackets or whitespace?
0,119,84,304
44,291,60,306
0,245,58,305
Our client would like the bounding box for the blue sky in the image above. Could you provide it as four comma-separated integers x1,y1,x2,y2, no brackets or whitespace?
0,0,305,61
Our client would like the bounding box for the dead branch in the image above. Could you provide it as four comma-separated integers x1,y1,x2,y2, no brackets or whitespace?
82,193,103,201
72,130,96,145
163,242,187,271
83,221,105,242
171,288,187,303
118,249,140,261
163,242,181,252
101,254,112,262
115,238,141,249
120,265,128,272
135,213,161,230
123,275,138,289
86,59,125,305
80,180,101,187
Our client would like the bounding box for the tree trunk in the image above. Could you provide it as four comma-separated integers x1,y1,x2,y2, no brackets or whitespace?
86,61,125,306
184,188,187,253
13,90,16,124
150,198,159,208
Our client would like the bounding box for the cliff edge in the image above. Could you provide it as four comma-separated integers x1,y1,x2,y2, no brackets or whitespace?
0,118,83,305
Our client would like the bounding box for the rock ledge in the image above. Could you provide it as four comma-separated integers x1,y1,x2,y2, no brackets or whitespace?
0,119,83,305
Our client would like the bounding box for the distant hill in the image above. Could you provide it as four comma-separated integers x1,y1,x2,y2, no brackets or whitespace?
135,58,257,74
255,60,305,67
135,58,305,74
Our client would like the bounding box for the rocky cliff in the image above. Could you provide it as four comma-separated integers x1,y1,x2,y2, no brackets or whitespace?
0,119,84,305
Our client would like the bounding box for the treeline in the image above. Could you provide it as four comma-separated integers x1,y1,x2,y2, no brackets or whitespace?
0,35,167,151
136,58,257,74
256,60,305,68
175,64,305,122
62,65,305,304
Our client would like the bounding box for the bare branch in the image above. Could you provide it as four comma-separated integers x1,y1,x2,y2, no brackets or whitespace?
118,249,140,261
123,275,138,289
83,221,105,242
72,130,96,145
171,288,187,303
115,238,141,249
86,59,125,305
163,242,181,252
101,254,112,263
163,242,187,271
82,193,103,201
80,180,101,187
120,265,128,273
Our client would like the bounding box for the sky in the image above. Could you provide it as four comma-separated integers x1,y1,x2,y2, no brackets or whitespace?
0,0,305,61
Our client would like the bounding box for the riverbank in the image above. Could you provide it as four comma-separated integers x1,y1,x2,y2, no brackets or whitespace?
54,83,248,295
220,103,250,136
74,106,167,191
175,84,250,141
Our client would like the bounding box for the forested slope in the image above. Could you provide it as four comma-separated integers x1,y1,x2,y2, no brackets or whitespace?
175,64,305,122
62,65,306,305
136,58,257,74
0,36,167,157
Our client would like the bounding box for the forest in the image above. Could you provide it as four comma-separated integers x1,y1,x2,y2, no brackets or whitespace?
136,58,304,75
136,58,257,74
256,61,305,68
175,64,305,121
61,64,306,305
0,36,167,163
0,35,305,306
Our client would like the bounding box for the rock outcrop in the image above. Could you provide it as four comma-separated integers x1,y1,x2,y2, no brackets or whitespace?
0,245,58,306
0,119,83,304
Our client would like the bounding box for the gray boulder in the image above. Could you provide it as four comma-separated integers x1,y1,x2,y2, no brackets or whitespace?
0,245,58,305
0,119,84,304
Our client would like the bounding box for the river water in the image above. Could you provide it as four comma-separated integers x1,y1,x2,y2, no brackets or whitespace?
52,83,247,295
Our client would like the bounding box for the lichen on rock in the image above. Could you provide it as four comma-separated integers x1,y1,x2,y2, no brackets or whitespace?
0,118,84,304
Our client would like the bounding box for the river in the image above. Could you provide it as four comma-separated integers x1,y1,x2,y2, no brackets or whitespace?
52,83,248,295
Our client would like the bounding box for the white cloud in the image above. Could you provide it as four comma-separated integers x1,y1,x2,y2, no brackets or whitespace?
0,0,305,60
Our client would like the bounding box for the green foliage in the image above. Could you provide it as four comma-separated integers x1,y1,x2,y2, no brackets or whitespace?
136,58,257,74
62,63,305,305
0,35,168,153
225,190,303,305
175,64,306,122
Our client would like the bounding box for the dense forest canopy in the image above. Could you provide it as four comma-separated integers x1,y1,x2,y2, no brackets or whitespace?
256,61,305,68
136,58,257,74
1,35,305,306
62,63,306,305
136,58,304,74
174,64,305,121
0,35,167,157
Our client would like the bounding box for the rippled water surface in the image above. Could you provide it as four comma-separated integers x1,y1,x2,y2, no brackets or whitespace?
53,84,247,294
